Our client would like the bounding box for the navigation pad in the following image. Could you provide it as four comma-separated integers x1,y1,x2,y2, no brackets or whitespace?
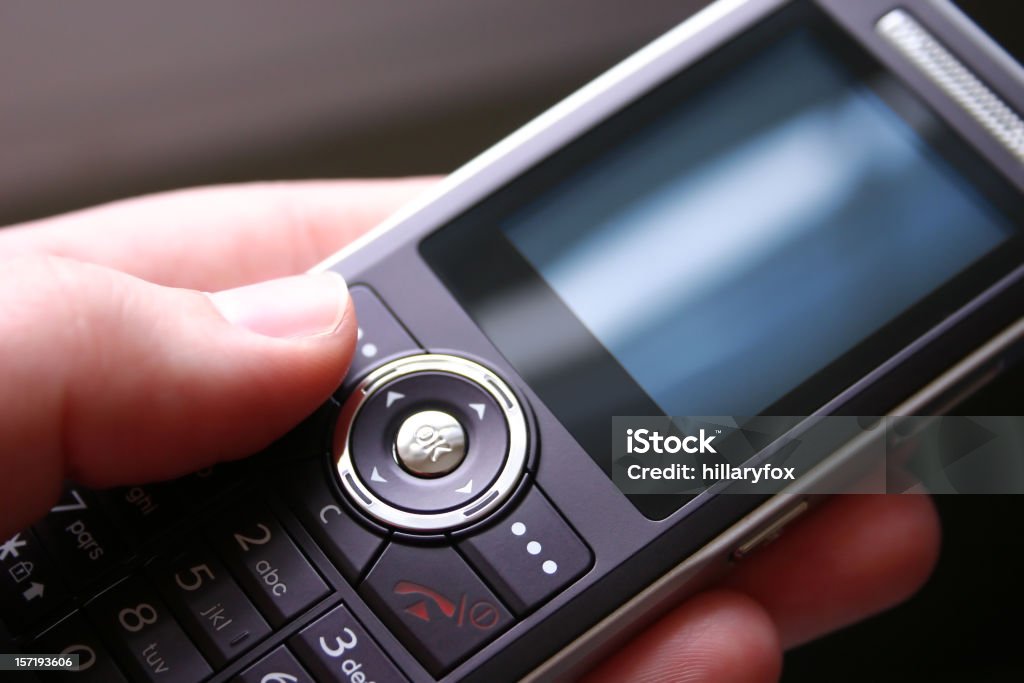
349,372,508,514
333,354,530,533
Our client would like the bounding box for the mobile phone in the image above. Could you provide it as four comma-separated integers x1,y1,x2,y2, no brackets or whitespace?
3,0,1023,680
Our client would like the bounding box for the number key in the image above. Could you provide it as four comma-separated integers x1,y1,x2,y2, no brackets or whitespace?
233,645,313,683
34,485,124,586
30,611,128,682
151,544,271,667
100,483,182,542
86,575,211,682
0,528,69,632
289,603,406,683
209,502,328,627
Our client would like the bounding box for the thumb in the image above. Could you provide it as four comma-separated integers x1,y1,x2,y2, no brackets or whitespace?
1,255,356,536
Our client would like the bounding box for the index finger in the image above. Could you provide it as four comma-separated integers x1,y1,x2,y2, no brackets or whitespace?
0,177,434,290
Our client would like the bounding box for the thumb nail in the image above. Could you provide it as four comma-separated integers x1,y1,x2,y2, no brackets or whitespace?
208,271,349,339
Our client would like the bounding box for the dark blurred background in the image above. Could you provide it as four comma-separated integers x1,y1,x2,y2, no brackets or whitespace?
1,1,1021,680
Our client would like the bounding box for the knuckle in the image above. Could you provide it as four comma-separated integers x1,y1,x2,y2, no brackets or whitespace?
3,254,81,317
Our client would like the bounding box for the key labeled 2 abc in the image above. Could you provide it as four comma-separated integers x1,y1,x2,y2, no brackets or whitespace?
209,503,328,627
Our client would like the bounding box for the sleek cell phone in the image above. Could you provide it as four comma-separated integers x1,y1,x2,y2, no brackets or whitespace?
3,0,1023,680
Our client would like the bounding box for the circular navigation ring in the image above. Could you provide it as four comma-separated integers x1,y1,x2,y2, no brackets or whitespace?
333,354,529,532
348,372,508,513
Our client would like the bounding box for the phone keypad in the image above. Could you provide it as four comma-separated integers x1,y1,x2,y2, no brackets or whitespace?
1,284,595,682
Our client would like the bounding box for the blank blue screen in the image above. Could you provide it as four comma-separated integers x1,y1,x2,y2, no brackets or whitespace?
501,35,1012,416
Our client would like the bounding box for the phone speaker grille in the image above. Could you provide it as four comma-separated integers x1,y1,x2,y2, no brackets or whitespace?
876,9,1024,164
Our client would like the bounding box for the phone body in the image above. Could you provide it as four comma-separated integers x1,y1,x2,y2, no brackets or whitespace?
4,0,1023,681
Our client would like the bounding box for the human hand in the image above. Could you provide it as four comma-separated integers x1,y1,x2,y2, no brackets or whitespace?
582,493,938,682
0,180,939,681
0,179,428,537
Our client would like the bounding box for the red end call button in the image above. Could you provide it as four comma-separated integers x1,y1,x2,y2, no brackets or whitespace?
359,543,512,676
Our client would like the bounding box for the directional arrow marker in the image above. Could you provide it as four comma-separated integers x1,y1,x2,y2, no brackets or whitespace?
455,480,474,494
22,582,44,602
386,391,405,408
404,601,431,622
468,403,486,420
370,467,388,483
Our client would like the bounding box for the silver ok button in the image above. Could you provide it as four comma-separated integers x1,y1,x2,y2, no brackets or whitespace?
394,410,468,477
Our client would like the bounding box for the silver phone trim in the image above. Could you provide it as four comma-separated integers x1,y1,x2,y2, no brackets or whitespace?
927,0,1024,91
877,9,1024,162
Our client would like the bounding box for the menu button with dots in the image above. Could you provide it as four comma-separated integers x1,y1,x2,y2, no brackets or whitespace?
460,488,592,615
510,524,560,576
